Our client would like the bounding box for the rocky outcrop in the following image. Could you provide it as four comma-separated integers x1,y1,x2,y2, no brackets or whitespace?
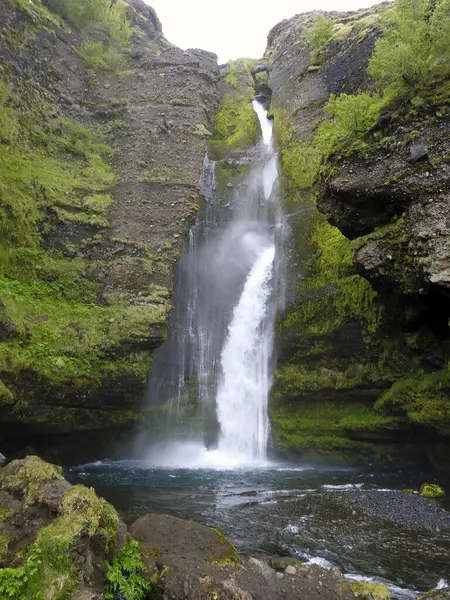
265,4,450,467
0,455,127,597
0,0,219,460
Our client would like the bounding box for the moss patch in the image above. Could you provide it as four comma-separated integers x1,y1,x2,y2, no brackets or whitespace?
209,528,240,567
419,483,445,499
350,580,391,599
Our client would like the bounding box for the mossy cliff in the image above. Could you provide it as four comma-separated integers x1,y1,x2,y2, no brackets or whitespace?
264,0,450,467
0,0,219,460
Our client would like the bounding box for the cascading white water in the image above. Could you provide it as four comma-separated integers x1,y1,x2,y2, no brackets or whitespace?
144,98,282,467
216,246,275,460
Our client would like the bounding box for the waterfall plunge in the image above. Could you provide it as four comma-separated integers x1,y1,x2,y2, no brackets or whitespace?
144,100,282,467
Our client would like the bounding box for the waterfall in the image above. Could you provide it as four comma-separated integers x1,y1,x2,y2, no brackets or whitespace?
217,246,275,460
144,98,282,466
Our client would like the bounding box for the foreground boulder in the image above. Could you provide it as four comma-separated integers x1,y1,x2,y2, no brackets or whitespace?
0,456,126,598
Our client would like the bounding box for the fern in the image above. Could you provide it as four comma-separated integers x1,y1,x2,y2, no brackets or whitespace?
105,540,153,600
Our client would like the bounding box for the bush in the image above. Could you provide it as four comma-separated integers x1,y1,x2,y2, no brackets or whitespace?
307,14,335,58
368,0,450,95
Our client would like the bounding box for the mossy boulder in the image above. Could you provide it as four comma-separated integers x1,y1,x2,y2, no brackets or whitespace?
0,456,126,598
419,483,445,499
349,580,391,599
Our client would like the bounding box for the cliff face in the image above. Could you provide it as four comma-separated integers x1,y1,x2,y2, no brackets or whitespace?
0,0,218,459
266,3,450,468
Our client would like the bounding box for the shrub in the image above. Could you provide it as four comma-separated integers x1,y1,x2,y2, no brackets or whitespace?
368,0,450,95
307,14,335,58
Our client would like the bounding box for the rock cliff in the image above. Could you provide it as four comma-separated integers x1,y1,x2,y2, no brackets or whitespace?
0,0,218,460
265,2,450,468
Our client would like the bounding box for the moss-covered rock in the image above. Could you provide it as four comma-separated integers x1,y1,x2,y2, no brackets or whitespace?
0,456,125,598
210,58,259,158
350,580,391,599
419,483,445,499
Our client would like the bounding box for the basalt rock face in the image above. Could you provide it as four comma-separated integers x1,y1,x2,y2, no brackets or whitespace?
0,0,219,461
265,7,450,467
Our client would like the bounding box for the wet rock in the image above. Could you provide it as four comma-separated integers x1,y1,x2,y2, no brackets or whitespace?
408,143,429,163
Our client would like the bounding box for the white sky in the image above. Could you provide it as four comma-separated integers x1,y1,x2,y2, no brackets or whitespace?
146,0,380,63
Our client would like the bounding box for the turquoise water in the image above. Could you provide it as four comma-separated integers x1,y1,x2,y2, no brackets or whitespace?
68,460,450,599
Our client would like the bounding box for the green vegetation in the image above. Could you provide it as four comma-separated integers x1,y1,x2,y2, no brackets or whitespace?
209,528,240,567
278,0,450,194
105,540,155,600
52,0,132,45
419,483,445,498
269,396,408,460
375,367,450,434
307,13,335,61
210,59,259,156
77,41,127,73
269,0,450,457
368,0,450,96
350,580,391,599
1,455,63,506
0,487,119,599
0,0,163,427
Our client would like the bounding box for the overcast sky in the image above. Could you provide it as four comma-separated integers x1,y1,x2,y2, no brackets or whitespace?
146,0,380,63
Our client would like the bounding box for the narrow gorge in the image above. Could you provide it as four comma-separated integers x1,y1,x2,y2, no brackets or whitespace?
0,0,449,598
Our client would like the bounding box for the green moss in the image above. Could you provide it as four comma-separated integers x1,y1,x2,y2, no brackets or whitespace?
0,381,14,406
60,485,120,549
419,483,445,499
210,528,240,567
0,480,120,599
52,0,132,46
211,58,259,152
350,580,391,599
1,456,63,506
375,367,450,434
212,99,259,150
77,41,128,73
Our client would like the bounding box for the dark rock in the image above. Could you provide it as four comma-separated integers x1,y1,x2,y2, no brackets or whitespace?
408,142,429,163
